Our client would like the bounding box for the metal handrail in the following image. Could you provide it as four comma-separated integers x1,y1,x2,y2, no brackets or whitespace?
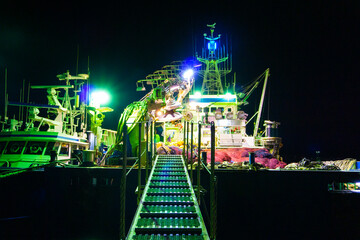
125,158,139,177
183,119,217,240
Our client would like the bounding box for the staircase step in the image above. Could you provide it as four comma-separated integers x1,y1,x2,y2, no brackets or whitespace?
154,168,184,171
151,176,187,181
150,181,189,188
156,165,184,168
147,188,191,195
140,212,198,218
144,195,193,204
140,205,197,218
156,163,184,166
127,155,209,240
154,171,186,174
135,217,201,234
156,160,183,163
141,205,196,213
153,172,186,176
131,234,205,240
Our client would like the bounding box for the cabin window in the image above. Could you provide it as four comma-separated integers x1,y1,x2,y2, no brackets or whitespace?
204,107,209,113
0,142,6,154
219,107,224,113
45,142,59,155
210,107,216,113
24,141,46,155
59,143,70,156
227,108,232,112
4,141,26,154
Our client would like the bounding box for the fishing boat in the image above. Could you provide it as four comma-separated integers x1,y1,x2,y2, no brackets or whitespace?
184,24,283,159
121,24,282,160
0,71,116,168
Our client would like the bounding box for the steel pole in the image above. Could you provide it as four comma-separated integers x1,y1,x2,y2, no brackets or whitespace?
254,68,270,138
186,121,189,162
190,122,194,183
120,124,127,240
137,122,142,204
152,120,155,165
182,120,186,159
210,122,217,240
197,122,202,204
150,120,153,167
145,122,149,181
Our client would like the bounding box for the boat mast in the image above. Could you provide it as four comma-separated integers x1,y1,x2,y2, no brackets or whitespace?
253,68,270,137
4,68,8,120
197,23,231,95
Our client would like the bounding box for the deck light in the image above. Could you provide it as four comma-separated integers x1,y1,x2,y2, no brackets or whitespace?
156,109,164,117
225,92,232,99
194,91,202,98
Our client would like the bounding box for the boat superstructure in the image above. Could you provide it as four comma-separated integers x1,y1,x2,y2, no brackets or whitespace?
184,24,281,156
101,24,283,166
0,71,116,168
127,24,282,157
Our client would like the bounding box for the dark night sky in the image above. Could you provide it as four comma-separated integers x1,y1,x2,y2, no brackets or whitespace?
1,1,359,162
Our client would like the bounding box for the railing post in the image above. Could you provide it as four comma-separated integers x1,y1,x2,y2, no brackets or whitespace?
197,122,202,204
137,122,142,204
182,120,186,159
150,120,154,168
201,152,207,167
249,152,255,165
186,121,189,162
152,120,156,163
190,121,194,183
120,124,127,240
145,121,149,181
210,122,217,240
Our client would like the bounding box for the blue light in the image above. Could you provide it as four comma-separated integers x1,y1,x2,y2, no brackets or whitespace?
183,69,194,80
207,40,217,51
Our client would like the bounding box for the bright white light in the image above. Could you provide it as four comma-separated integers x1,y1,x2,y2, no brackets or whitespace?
225,92,232,98
183,69,194,80
156,109,163,117
194,91,202,98
91,90,110,107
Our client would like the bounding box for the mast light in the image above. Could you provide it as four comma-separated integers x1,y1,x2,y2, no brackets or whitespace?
183,69,194,80
208,40,217,51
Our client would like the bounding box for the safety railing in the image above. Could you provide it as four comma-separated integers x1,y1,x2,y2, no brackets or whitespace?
118,118,157,239
120,118,217,239
183,120,217,240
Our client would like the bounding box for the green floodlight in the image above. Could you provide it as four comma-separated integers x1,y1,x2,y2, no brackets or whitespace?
136,86,146,91
136,81,146,91
90,90,110,108
194,91,202,98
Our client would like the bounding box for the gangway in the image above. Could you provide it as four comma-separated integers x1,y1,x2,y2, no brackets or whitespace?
127,155,209,239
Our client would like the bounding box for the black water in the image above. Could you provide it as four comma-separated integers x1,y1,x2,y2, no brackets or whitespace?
1,168,360,239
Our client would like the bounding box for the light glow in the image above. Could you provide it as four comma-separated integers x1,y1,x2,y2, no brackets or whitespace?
208,40,217,51
183,69,194,80
90,90,110,108
156,109,164,117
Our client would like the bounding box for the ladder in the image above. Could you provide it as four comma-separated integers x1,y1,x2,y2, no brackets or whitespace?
127,155,209,239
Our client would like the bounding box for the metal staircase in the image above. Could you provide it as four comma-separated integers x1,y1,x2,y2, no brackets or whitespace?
127,155,209,239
